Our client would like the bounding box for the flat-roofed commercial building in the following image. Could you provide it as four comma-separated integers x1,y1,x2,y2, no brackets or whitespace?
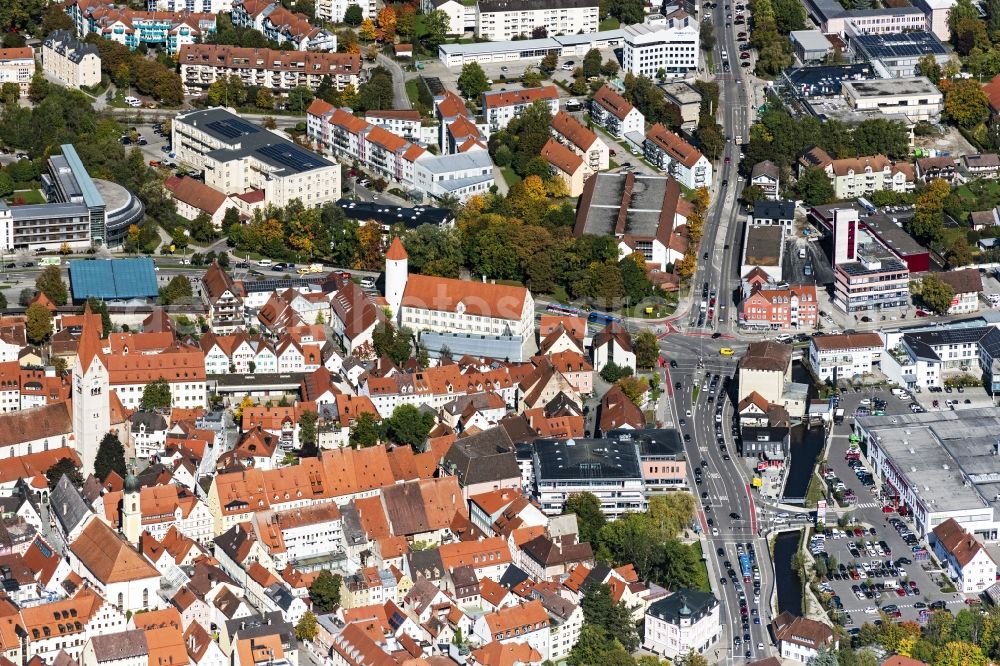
841,77,943,122
622,15,699,78
849,31,950,78
436,30,624,67
173,107,342,210
854,408,1000,539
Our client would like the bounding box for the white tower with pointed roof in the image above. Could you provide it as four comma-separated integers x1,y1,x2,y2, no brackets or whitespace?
385,236,409,321
72,306,110,477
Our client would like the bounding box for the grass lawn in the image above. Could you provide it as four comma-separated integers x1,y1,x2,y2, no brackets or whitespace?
951,179,1000,224
939,225,969,251
691,541,711,592
500,166,521,187
599,17,620,29
7,190,45,204
549,285,570,303
405,79,420,107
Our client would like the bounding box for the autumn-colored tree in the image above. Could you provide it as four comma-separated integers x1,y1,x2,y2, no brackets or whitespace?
545,176,568,198
692,187,710,214
378,6,397,39
521,175,547,200
616,375,648,406
346,41,361,55
944,78,990,128
233,395,254,420
360,18,376,41
932,641,987,666
675,254,696,279
354,220,384,270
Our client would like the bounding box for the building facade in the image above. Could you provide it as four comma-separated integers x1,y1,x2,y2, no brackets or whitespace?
622,15,699,78
179,45,359,95
475,0,599,41
42,31,100,89
0,47,34,96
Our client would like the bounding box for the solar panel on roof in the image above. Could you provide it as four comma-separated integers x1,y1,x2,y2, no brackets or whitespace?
206,119,260,140
255,143,322,172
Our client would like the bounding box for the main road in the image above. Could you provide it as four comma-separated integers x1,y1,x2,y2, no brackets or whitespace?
654,2,782,661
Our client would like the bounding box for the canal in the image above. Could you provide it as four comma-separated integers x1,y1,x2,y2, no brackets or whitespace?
772,530,803,616
782,362,825,503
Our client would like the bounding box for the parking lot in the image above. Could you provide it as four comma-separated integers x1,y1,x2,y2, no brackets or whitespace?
812,387,971,628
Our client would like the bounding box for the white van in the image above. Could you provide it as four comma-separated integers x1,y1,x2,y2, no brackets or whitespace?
257,258,272,267
360,277,376,289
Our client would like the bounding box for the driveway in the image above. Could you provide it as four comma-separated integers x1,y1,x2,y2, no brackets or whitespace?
376,54,412,110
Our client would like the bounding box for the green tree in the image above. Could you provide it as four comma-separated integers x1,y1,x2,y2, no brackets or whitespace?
696,118,725,161
656,538,703,590
295,610,318,640
35,264,68,306
0,83,17,107
255,88,275,110
933,642,986,666
634,329,659,368
25,302,52,345
207,74,246,107
699,20,715,51
286,85,315,114
141,377,172,411
28,70,49,104
541,52,559,72
160,275,193,305
601,58,620,77
945,78,990,128
918,273,956,314
916,53,944,84
795,166,835,205
385,403,434,449
600,361,634,383
581,583,640,652
46,458,83,490
583,48,603,78
458,62,490,100
357,69,394,111
741,184,766,206
565,492,606,543
87,297,113,338
349,411,382,448
94,432,127,483
909,178,950,245
422,10,451,51
299,409,318,455
0,172,12,199
647,493,696,540
675,651,709,666
947,237,974,266
309,570,342,612
343,4,363,25
812,646,839,666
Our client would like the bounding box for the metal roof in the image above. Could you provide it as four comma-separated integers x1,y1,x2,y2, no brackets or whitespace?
68,258,159,301
60,144,104,210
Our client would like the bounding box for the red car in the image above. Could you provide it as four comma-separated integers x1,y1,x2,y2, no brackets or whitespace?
882,506,894,514
909,581,917,588
854,528,864,537
916,309,929,317
738,31,747,38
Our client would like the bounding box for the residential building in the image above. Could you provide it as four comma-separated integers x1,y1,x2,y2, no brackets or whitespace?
385,238,535,360
750,161,780,200
800,147,914,200
532,436,646,517
173,107,342,210
164,175,229,228
739,284,818,330
772,612,836,663
474,0,599,41
551,111,609,173
231,0,336,50
936,268,983,315
740,225,785,283
841,77,943,123
43,32,101,91
962,153,1000,180
483,87,559,132
201,262,245,334
808,332,884,382
931,518,997,593
316,0,376,23
365,109,423,141
67,1,217,55
179,45,359,96
541,139,587,197
622,14,699,78
748,199,794,228
643,591,721,660
308,102,494,203
592,322,635,374
147,0,232,13
574,173,692,271
0,48,32,97
643,124,712,189
591,85,645,139
422,0,477,34
914,158,958,188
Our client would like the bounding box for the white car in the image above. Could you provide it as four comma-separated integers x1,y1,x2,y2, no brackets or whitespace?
864,606,877,614
561,63,574,70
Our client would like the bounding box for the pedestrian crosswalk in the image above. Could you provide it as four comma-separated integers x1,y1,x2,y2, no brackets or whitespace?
852,502,880,509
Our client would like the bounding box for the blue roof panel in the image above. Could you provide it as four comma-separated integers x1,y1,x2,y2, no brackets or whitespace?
69,258,159,301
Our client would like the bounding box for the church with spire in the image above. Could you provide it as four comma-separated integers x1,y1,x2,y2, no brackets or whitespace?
72,304,110,478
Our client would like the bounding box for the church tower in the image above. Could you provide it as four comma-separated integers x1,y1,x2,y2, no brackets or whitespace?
72,305,110,477
122,466,141,546
385,236,409,322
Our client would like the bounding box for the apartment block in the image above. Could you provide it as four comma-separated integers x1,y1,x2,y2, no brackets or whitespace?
231,0,336,50
67,0,217,55
482,86,559,132
0,47,34,96
643,123,712,189
42,31,100,90
591,85,645,139
475,0,598,41
179,44,359,95
622,13,699,78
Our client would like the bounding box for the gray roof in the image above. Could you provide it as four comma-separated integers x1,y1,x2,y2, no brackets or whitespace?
130,410,168,433
44,30,100,63
647,589,718,623
443,426,521,486
532,436,642,481
752,199,795,222
790,29,832,51
50,475,90,537
89,630,148,662
176,108,334,176
417,150,493,175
